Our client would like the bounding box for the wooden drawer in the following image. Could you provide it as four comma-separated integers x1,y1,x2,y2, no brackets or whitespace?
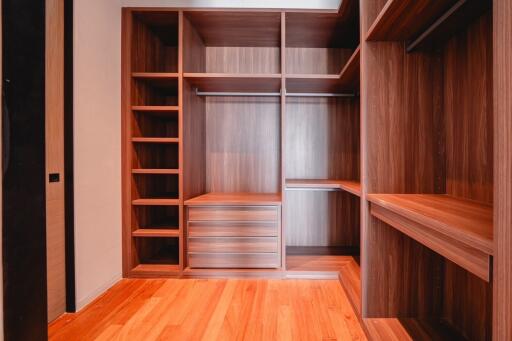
188,237,278,253
188,206,278,222
188,221,278,237
188,253,280,268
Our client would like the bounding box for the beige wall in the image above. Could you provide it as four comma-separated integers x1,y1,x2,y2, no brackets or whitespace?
74,0,122,310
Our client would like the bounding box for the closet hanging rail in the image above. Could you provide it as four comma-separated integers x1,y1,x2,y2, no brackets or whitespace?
194,88,356,97
195,89,281,97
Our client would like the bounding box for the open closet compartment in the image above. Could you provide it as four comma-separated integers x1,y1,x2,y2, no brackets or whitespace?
183,11,282,95
361,0,493,339
123,9,182,277
182,10,283,272
284,2,359,95
283,1,361,290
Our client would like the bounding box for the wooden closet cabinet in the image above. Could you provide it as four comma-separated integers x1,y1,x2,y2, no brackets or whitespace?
121,0,512,339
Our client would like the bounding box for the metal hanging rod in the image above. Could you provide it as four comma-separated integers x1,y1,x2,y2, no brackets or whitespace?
285,92,356,98
285,187,341,192
194,88,356,98
195,89,280,97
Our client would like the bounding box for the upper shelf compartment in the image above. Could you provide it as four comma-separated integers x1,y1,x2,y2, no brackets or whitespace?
183,11,281,74
366,0,492,51
131,11,179,73
285,1,359,75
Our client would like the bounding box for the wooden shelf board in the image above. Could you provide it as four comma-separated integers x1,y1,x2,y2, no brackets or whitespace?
132,169,179,175
131,137,179,143
368,194,493,281
132,105,179,113
338,45,360,87
286,179,361,196
365,0,490,44
132,198,180,206
132,229,179,238
185,192,282,206
132,72,179,79
184,73,282,93
130,264,180,277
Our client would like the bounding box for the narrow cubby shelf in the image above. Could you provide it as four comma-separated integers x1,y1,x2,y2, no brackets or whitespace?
132,199,180,206
132,72,179,80
132,229,179,238
131,264,180,275
184,73,282,93
132,169,179,175
367,194,493,281
286,179,361,197
132,137,179,143
132,105,179,113
185,192,282,206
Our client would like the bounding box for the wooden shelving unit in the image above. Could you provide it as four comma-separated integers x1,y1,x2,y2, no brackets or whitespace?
123,10,182,277
121,2,503,338
286,179,361,196
368,194,493,281
360,0,494,339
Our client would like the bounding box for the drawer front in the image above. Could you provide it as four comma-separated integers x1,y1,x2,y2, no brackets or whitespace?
189,253,280,269
188,206,278,222
188,221,278,237
188,237,278,253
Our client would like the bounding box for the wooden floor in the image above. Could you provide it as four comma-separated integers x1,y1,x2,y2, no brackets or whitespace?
49,278,367,341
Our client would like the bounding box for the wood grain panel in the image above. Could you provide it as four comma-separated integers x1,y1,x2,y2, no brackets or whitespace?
182,79,206,201
185,192,281,206
182,15,205,73
188,206,278,222
367,194,493,255
443,260,492,341
184,73,282,93
285,48,353,74
285,97,359,180
131,11,178,72
46,0,66,322
183,11,281,47
188,237,278,253
285,191,359,247
285,1,359,48
493,0,512,339
370,203,491,281
205,96,280,193
444,12,493,204
366,0,460,41
188,221,278,237
188,253,280,268
206,47,280,74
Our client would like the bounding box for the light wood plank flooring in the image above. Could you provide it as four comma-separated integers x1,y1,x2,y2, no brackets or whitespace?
49,278,367,341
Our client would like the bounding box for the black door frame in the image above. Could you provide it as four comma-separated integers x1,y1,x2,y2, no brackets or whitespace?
2,0,76,339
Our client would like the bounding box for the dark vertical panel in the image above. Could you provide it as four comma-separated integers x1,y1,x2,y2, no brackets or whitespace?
2,0,47,340
64,0,76,313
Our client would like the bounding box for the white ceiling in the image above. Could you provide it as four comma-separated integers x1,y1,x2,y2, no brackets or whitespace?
120,0,342,10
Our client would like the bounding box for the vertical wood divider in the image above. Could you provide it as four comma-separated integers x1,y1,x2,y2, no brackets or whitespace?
280,11,287,270
494,0,512,339
121,9,133,277
178,11,184,272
